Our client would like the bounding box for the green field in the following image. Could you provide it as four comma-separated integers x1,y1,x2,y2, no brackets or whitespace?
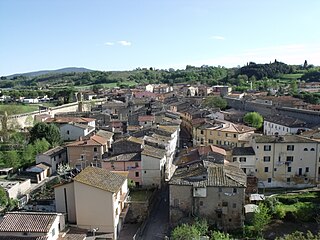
280,73,303,80
0,104,39,115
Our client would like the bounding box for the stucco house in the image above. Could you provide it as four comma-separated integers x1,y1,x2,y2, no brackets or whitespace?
231,147,256,176
54,166,129,240
169,161,246,230
66,135,108,169
263,115,309,136
251,135,320,188
60,122,95,141
36,146,67,174
0,212,65,240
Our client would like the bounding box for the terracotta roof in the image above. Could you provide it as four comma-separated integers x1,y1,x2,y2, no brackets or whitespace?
67,135,107,147
138,115,155,122
96,130,114,139
169,161,246,188
73,166,127,193
45,117,95,124
0,212,58,233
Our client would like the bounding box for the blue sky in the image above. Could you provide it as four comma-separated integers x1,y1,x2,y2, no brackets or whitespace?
1,0,320,76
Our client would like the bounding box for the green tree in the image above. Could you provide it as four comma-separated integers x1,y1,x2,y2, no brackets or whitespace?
30,122,61,147
252,203,271,237
171,223,200,240
203,96,228,110
243,112,263,129
33,139,50,155
3,151,20,169
276,231,320,240
0,187,8,207
289,80,298,95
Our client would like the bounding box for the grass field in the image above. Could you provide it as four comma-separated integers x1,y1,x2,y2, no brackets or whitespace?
130,189,154,201
280,73,303,80
0,104,39,115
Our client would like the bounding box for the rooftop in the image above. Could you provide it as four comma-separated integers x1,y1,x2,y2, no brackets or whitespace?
169,161,246,188
0,212,59,233
73,166,127,193
254,134,318,143
232,147,256,156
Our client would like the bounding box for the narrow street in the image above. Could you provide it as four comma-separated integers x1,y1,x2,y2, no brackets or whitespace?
140,185,170,240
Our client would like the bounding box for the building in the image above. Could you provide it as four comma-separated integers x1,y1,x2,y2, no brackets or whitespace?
193,119,255,147
169,161,246,230
263,115,308,135
60,122,95,141
66,135,108,169
54,167,129,240
252,135,320,188
36,146,67,174
102,153,142,187
231,147,256,176
0,212,65,240
138,115,155,128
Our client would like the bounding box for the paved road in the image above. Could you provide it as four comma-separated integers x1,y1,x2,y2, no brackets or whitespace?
140,186,170,240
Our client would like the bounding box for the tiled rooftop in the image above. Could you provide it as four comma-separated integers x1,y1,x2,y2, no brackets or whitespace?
0,212,58,233
73,166,127,193
169,161,246,188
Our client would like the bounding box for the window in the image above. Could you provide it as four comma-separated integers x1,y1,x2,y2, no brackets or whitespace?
287,167,292,172
287,178,291,183
200,201,203,206
233,134,237,138
264,167,269,172
268,178,272,183
311,148,315,151
209,139,213,144
264,145,271,151
239,157,246,162
135,162,139,167
306,167,309,173
58,154,62,159
233,203,237,208
287,145,295,151
217,213,222,218
226,133,230,137
232,157,237,162
67,130,70,135
210,131,213,135
144,171,147,174
263,156,271,162
135,172,139,177
233,188,237,193
94,147,98,152
274,168,277,171
304,148,308,151
242,168,247,173
51,228,56,237
286,156,294,162
200,130,204,135
222,202,228,207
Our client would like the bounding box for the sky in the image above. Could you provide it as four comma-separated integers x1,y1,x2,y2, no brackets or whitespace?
1,0,320,76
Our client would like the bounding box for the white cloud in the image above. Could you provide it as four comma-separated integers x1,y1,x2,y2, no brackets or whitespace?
210,35,225,40
104,42,114,46
118,40,132,46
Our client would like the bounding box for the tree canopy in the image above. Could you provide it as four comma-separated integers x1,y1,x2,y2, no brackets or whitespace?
243,112,263,129
30,122,61,147
203,96,228,110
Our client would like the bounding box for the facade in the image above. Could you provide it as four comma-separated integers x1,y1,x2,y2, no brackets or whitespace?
0,180,31,199
263,115,308,136
193,120,255,148
66,135,108,169
0,212,65,240
36,146,67,174
54,167,129,240
102,153,142,187
231,147,256,176
60,123,95,141
169,161,246,230
252,135,320,188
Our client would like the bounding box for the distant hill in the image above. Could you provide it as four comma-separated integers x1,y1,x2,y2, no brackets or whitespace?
7,67,94,78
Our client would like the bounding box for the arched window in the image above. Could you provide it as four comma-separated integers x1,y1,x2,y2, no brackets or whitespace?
304,148,308,151
310,148,315,151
